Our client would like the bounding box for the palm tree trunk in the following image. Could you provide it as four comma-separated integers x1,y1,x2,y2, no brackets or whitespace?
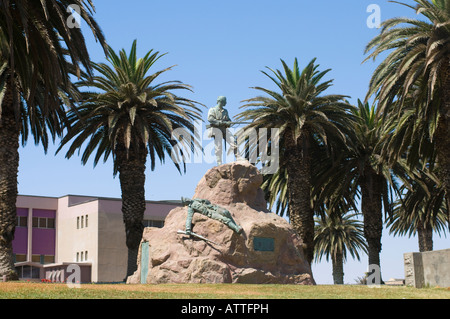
116,146,148,280
0,85,20,281
360,164,384,283
285,131,314,265
417,221,433,252
332,251,344,285
435,60,450,214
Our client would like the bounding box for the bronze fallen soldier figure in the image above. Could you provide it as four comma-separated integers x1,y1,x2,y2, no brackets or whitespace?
178,197,243,244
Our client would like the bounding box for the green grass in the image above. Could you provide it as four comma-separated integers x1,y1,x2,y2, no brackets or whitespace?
0,282,449,299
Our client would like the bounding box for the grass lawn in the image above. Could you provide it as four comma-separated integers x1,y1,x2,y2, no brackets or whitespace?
0,281,449,299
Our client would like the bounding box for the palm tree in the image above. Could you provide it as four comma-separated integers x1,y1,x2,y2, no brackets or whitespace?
236,58,352,264
57,40,203,279
0,0,105,280
364,0,450,211
315,100,394,283
387,165,448,252
314,210,367,285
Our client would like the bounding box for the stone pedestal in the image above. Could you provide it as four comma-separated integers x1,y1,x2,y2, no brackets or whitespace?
127,161,315,285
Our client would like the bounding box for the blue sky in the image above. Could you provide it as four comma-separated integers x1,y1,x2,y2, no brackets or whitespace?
17,0,448,284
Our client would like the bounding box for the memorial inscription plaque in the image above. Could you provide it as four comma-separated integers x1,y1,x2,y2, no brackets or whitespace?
253,237,275,252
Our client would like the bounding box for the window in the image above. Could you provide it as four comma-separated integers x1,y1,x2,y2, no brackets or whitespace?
22,265,32,278
75,251,89,262
32,217,55,229
77,215,88,229
31,254,55,264
143,220,164,228
39,218,46,228
47,218,55,229
17,216,28,227
32,266,40,279
15,265,40,279
14,254,27,263
43,255,55,264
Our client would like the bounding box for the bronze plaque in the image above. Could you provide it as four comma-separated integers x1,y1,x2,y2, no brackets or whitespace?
253,237,275,252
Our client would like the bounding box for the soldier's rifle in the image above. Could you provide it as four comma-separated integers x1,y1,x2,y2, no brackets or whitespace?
206,121,251,129
177,230,219,245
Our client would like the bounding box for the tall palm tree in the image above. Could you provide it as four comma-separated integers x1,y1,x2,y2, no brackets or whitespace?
387,165,448,252
315,100,394,283
0,0,105,280
58,40,203,279
236,58,352,264
314,210,367,285
364,0,450,211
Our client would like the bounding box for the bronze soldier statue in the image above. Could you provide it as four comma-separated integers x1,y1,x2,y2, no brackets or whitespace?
207,96,242,165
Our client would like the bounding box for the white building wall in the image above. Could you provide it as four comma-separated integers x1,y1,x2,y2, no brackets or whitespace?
56,196,100,282
16,194,179,283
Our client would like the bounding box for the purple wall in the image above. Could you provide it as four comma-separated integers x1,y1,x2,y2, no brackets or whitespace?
33,209,56,218
32,209,56,256
12,208,28,255
12,208,57,257
17,208,28,217
32,229,55,255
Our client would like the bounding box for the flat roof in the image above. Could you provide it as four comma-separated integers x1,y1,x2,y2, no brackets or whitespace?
18,194,182,206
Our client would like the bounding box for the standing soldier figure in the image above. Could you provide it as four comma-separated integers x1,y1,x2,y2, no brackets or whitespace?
207,96,241,165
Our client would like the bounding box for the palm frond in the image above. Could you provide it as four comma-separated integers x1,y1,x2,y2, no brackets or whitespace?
58,41,204,175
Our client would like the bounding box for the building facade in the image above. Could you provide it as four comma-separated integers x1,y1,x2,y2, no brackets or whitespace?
13,194,179,283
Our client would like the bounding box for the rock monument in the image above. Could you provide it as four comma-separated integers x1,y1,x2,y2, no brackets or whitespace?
127,160,315,284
